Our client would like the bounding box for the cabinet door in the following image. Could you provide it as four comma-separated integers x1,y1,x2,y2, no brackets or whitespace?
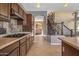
9,48,19,56
26,36,30,51
27,14,32,32
20,42,26,56
0,3,10,17
11,3,19,13
0,41,19,56
23,13,27,25
18,6,24,17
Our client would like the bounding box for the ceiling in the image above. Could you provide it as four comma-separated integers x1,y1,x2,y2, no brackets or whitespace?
21,3,79,12
19,3,79,16
19,3,78,22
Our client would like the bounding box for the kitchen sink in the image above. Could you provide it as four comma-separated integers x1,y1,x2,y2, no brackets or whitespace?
3,34,26,38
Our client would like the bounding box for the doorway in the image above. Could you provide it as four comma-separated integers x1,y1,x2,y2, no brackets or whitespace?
35,21,43,35
34,16,44,36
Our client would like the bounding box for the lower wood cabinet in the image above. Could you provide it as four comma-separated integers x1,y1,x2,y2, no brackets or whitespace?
20,42,26,56
9,48,19,56
0,34,34,56
26,36,30,52
0,41,19,56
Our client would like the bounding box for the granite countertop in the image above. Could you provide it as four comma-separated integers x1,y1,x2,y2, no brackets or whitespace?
0,32,31,37
58,36,79,50
0,32,31,50
0,38,18,50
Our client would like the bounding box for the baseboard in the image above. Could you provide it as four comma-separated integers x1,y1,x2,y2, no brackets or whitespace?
51,43,61,45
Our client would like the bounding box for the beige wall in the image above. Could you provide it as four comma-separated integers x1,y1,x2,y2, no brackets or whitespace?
55,12,75,29
55,12,75,35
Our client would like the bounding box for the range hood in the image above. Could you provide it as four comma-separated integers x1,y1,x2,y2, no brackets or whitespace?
0,14,9,22
10,8,23,21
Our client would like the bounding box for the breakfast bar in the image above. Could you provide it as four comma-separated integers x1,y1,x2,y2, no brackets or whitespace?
58,37,79,56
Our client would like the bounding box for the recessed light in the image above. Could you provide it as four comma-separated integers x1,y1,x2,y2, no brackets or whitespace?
64,3,68,7
36,3,40,8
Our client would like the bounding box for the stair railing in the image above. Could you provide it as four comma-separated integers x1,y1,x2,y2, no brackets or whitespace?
60,22,73,37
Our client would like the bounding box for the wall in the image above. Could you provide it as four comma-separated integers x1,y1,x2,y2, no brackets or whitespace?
43,16,47,36
55,12,75,35
55,12,74,23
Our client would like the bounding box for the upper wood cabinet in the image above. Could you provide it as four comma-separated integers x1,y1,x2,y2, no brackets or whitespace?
27,14,32,32
23,12,27,25
11,3,19,13
0,3,10,17
18,6,24,17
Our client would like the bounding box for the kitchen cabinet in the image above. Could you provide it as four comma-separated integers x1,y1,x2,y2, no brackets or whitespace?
0,33,33,56
18,6,24,18
20,42,26,56
9,48,19,56
27,14,32,32
19,35,33,55
62,42,79,56
0,41,19,56
23,12,27,25
0,3,10,17
23,13,27,31
0,3,10,20
20,37,27,56
26,36,30,52
59,37,79,56
11,3,19,13
26,35,33,54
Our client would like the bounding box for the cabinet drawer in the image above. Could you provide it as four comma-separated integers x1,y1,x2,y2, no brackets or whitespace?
0,41,19,56
20,42,26,56
20,38,26,44
26,41,30,51
9,48,19,56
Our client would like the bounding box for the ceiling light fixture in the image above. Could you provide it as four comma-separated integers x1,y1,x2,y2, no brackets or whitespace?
64,3,68,7
36,3,40,8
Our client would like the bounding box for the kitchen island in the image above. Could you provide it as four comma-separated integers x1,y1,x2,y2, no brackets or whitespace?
58,36,79,56
0,32,34,56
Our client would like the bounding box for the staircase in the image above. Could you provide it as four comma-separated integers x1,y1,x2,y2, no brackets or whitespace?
47,13,73,37
55,22,73,37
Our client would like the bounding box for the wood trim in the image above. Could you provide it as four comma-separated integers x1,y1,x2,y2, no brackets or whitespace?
18,41,20,56
62,41,79,56
7,47,19,56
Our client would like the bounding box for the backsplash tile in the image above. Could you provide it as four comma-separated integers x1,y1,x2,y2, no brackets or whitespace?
0,19,23,34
